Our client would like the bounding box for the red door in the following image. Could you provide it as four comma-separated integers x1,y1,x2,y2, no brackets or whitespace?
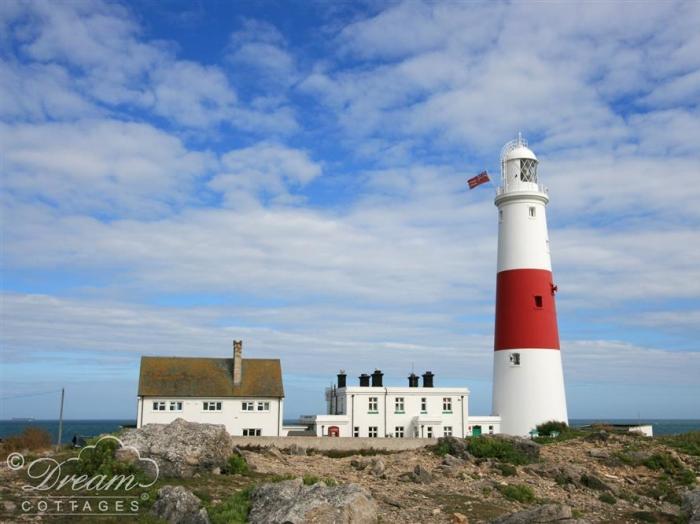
328,426,340,437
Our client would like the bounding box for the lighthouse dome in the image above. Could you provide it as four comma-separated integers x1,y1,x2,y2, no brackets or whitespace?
499,134,541,191
502,145,537,163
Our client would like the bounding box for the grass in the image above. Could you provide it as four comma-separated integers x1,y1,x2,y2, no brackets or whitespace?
207,487,252,524
599,492,616,504
658,431,700,457
302,474,337,486
465,437,533,465
493,463,517,476
223,454,250,475
497,484,535,503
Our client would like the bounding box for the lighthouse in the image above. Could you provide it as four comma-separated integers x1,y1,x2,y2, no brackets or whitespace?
491,134,568,436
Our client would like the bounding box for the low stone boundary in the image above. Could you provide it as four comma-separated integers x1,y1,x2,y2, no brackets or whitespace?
231,436,437,452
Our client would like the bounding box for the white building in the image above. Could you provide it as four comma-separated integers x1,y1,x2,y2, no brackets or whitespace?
136,340,284,436
306,370,500,438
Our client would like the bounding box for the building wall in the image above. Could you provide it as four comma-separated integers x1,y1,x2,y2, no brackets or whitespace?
467,416,501,436
137,396,283,436
231,436,438,451
317,387,470,438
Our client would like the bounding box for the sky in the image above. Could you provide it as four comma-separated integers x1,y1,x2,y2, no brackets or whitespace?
1,0,699,421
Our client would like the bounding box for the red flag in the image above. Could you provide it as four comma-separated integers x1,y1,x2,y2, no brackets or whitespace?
468,171,490,189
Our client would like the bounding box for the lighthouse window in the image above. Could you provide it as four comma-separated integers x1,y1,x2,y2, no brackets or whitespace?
499,209,503,222
534,295,543,308
510,353,521,366
529,206,536,218
520,159,538,182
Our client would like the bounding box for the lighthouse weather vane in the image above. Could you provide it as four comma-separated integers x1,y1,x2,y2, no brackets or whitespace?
469,135,568,436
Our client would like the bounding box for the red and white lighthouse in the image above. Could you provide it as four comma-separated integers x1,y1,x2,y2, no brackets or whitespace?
492,134,568,436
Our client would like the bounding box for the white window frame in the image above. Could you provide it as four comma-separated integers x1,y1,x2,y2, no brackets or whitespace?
203,401,222,412
257,401,270,412
168,401,182,411
242,401,254,411
444,426,453,437
368,397,378,413
242,428,261,437
426,426,433,438
420,397,427,413
152,401,166,411
395,426,405,438
394,397,404,413
442,397,453,413
368,426,378,438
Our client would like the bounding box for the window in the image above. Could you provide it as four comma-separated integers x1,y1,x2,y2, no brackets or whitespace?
442,397,452,413
257,401,270,411
242,428,261,436
420,397,427,413
444,426,453,437
203,401,222,411
395,426,405,438
499,209,503,222
241,401,254,411
368,426,378,438
368,397,378,412
394,397,404,413
520,158,538,182
534,295,543,308
169,401,182,411
529,206,536,218
510,353,521,366
152,401,166,411
426,427,433,438
353,426,360,437
489,425,494,434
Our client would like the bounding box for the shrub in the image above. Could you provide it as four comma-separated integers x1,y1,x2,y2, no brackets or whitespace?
494,463,517,476
497,484,535,503
223,454,250,475
660,431,700,457
302,474,320,485
536,420,568,436
2,427,52,454
433,440,452,457
642,453,682,474
678,468,697,486
72,437,140,479
208,488,252,524
465,437,532,465
599,492,616,504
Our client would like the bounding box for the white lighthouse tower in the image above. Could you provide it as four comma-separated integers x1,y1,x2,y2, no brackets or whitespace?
491,134,568,436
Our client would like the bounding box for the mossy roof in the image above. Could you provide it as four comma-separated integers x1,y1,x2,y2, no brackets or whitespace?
138,356,284,398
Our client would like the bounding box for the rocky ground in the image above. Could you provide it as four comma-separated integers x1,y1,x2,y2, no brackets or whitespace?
1,422,698,523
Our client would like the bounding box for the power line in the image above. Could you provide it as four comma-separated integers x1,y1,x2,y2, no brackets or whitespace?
0,390,62,401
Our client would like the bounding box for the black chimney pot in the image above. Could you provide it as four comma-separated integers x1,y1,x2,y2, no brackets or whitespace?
371,369,384,387
422,371,434,388
408,373,419,387
359,373,370,387
337,370,347,388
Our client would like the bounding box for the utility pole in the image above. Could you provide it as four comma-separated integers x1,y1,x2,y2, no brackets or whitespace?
57,388,65,450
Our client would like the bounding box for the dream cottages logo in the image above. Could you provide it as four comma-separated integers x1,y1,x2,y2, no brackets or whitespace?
5,435,159,516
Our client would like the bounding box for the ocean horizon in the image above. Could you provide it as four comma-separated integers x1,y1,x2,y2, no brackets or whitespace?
1,418,698,441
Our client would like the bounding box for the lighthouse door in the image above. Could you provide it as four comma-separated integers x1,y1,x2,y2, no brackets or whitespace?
472,425,482,437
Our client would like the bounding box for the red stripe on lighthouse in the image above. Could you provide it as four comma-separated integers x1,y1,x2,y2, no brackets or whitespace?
495,268,560,350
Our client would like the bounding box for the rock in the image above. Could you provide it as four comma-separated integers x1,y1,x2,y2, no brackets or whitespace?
287,443,307,456
119,418,232,478
351,458,370,470
526,464,584,486
588,449,609,459
3,500,17,512
370,457,385,476
438,437,472,460
237,450,259,471
491,434,541,461
682,488,700,524
443,454,465,467
151,485,210,524
248,478,378,524
265,446,287,462
491,504,572,523
580,473,612,492
452,512,469,524
411,464,433,484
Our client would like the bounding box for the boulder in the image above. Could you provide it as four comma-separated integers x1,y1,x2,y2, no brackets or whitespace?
491,504,572,523
682,488,700,524
151,485,210,524
351,458,370,471
411,464,433,484
443,454,465,468
580,473,612,492
119,418,232,478
491,434,541,461
526,464,585,486
369,457,385,477
248,478,378,524
438,437,472,460
287,443,307,456
265,446,287,462
452,512,469,524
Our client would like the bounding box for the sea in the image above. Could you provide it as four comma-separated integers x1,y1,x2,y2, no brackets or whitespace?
1,418,699,442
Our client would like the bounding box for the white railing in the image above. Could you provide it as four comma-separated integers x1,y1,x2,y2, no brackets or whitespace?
496,183,548,196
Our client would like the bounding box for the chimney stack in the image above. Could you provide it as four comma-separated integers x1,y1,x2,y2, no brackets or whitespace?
422,371,434,388
233,340,243,385
359,373,370,387
408,373,419,387
371,369,384,387
337,370,347,388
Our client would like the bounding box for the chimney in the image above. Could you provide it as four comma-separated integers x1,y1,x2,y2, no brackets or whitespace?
422,371,434,388
337,370,347,388
233,340,243,385
371,369,384,387
408,373,419,387
359,373,370,387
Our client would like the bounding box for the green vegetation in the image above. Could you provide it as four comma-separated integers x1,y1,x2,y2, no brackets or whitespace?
207,487,252,524
302,474,336,486
641,479,682,505
223,454,250,475
629,511,658,523
493,463,517,476
433,440,453,457
268,473,296,483
497,484,535,503
1,427,52,456
659,431,700,457
465,437,533,465
536,420,568,436
598,492,616,504
72,437,144,480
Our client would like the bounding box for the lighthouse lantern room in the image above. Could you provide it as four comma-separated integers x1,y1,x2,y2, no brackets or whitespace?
492,134,568,436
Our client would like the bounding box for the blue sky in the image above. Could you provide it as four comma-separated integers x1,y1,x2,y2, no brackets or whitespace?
1,0,699,420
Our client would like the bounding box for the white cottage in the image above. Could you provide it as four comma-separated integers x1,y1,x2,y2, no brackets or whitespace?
136,341,284,436
306,370,500,438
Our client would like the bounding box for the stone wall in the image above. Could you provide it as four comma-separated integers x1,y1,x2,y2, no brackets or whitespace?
231,436,437,452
